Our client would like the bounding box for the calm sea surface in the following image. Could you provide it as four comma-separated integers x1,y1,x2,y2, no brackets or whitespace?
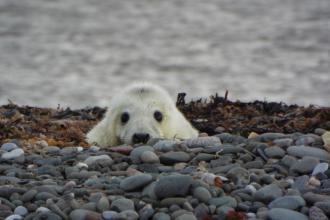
0,0,329,108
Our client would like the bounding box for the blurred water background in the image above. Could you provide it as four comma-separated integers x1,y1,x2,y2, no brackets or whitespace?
0,0,329,108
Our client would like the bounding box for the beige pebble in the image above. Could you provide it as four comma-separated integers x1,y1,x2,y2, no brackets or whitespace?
322,131,330,152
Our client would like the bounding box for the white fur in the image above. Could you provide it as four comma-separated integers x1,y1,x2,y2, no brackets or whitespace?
87,83,198,147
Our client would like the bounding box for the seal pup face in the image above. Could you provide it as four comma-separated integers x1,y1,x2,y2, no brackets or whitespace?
113,87,170,144
86,83,198,147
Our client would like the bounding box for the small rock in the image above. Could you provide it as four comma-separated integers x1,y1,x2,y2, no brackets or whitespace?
175,213,197,220
69,209,101,220
322,131,330,152
109,145,133,155
140,151,159,163
208,196,237,208
153,140,177,152
254,184,283,203
315,201,330,215
1,143,18,151
182,136,221,148
14,206,28,216
255,133,288,142
159,151,190,165
120,174,153,191
110,198,135,212
102,211,118,220
290,157,319,174
273,138,293,148
130,146,154,163
287,146,330,161
309,206,328,220
84,155,113,166
97,196,110,212
113,210,138,220
264,147,285,158
154,174,193,199
152,212,171,220
268,208,308,220
312,163,329,176
2,148,24,160
268,196,306,210
4,215,22,220
193,187,212,203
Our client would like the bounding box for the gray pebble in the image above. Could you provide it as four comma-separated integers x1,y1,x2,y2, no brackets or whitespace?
208,196,237,208
97,196,110,212
1,143,18,151
254,184,283,203
2,148,24,160
153,140,176,152
287,146,330,161
315,201,330,215
113,210,138,220
102,211,118,220
130,146,154,163
290,157,319,174
83,155,113,166
268,195,306,210
159,151,190,165
264,147,285,158
14,206,28,216
120,174,153,191
268,208,308,220
140,151,159,163
154,174,193,199
4,215,22,220
152,212,171,220
193,187,212,203
110,198,135,212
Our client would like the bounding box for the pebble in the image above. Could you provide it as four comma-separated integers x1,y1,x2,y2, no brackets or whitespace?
264,147,285,158
159,151,190,165
14,206,28,216
152,212,171,220
113,210,139,220
268,195,305,210
110,198,135,212
309,206,328,220
268,208,309,220
208,196,237,208
4,215,22,220
1,148,24,160
120,174,153,191
102,211,118,220
254,184,283,203
193,187,212,203
69,209,101,220
153,140,176,152
287,146,330,160
1,143,19,151
83,155,113,166
312,162,329,176
154,174,193,199
315,201,330,215
182,136,221,148
290,157,319,174
140,151,160,163
255,133,288,142
130,146,154,163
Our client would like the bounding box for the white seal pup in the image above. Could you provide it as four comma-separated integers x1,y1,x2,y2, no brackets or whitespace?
86,83,198,147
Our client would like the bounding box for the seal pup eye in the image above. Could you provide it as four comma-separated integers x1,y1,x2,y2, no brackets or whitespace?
154,111,163,122
121,112,129,124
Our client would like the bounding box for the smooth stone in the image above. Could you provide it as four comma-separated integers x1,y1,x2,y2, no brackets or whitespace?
295,135,317,146
97,196,110,212
140,151,159,163
152,212,171,220
159,151,190,165
315,201,330,215
120,174,153,191
254,184,283,203
216,133,246,144
268,196,306,210
175,213,197,220
160,198,187,207
273,138,293,148
139,204,154,220
14,206,28,216
130,146,154,163
84,155,113,166
226,167,250,186
142,182,157,199
44,146,60,154
1,143,18,151
4,215,22,220
287,146,330,161
153,140,176,152
312,163,329,176
208,196,237,208
255,133,288,142
309,206,328,220
303,192,330,203
21,189,37,202
281,155,297,168
216,206,234,216
1,148,24,160
69,209,101,220
264,147,285,158
110,198,134,212
102,211,118,220
33,212,62,220
268,208,308,220
290,157,319,174
183,136,221,148
154,174,193,199
36,207,51,213
113,210,138,220
193,187,212,203
292,175,310,192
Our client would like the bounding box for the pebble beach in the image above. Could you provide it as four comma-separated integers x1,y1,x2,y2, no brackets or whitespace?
1,117,330,219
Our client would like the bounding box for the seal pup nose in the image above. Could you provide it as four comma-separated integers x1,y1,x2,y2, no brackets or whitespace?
132,133,150,144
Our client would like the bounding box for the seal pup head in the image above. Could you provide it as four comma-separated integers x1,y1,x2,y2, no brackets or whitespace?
86,82,198,147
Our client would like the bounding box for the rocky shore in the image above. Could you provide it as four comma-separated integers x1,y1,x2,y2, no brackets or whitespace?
1,100,330,220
